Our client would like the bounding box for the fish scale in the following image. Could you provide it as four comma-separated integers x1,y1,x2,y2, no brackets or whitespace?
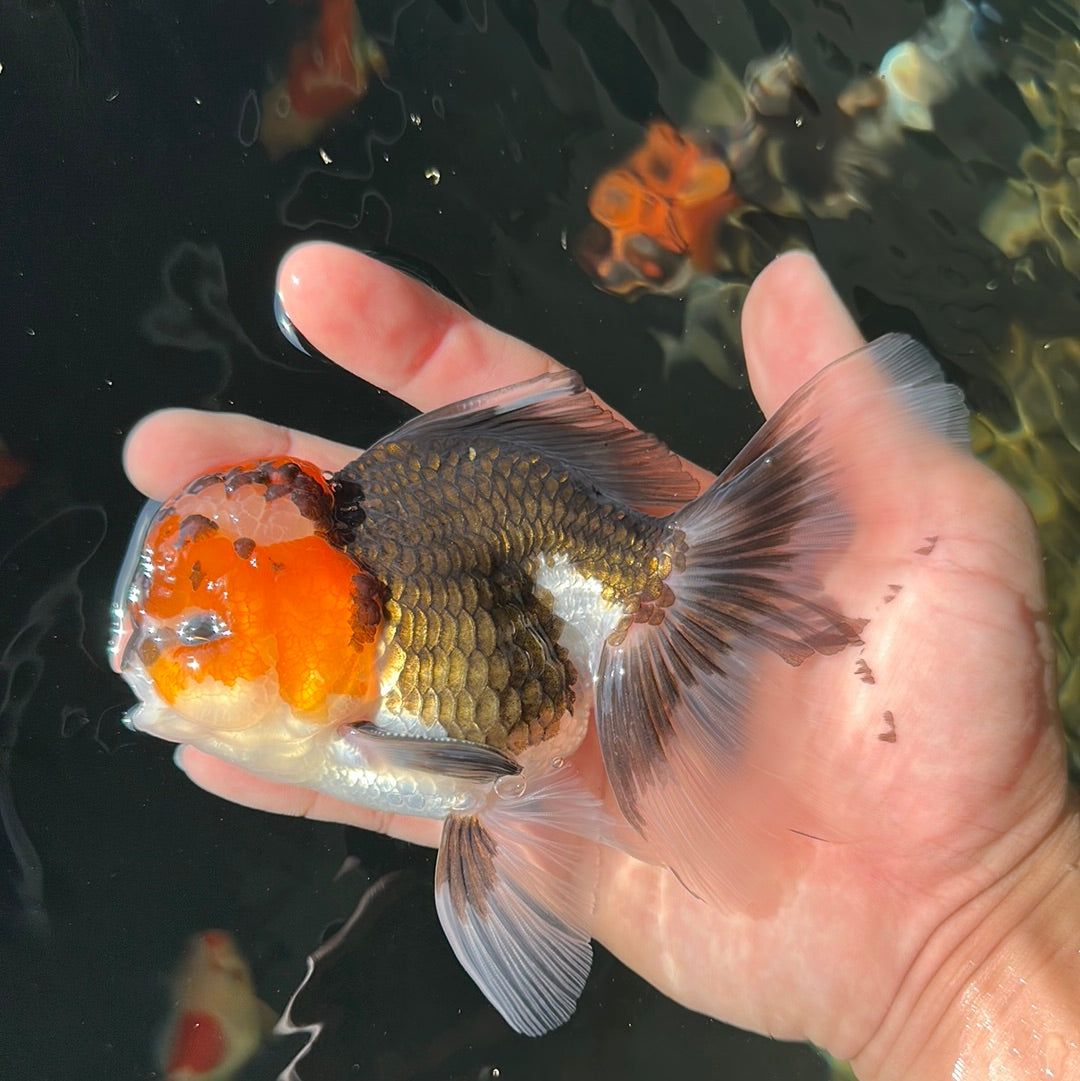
335,434,670,752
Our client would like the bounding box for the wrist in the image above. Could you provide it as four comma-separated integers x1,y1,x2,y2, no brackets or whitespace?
854,799,1080,1081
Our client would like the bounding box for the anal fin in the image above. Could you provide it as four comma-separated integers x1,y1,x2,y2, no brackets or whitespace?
433,765,601,1036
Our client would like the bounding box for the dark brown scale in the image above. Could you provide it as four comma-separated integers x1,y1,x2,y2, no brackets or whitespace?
178,514,218,544
333,435,670,753
187,470,226,495
221,460,335,530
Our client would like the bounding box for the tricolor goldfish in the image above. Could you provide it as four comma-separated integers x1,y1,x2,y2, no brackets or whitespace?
112,335,968,1035
159,930,276,1081
578,0,1004,302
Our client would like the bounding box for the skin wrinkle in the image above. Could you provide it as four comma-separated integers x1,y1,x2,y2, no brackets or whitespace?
860,811,1079,1081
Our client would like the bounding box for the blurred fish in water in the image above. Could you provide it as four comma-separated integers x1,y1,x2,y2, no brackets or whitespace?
159,930,276,1081
0,437,29,498
577,120,741,297
258,0,387,160
578,0,1004,303
112,336,969,1034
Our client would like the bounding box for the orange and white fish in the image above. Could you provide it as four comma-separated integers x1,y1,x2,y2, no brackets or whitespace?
259,0,387,159
112,337,968,1035
577,120,740,298
159,930,276,1081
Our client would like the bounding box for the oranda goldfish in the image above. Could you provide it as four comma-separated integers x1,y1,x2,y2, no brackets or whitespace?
159,930,276,1081
577,120,740,298
112,336,968,1034
578,0,1004,302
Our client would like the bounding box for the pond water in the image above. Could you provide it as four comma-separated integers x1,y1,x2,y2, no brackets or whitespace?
1,1,1077,1078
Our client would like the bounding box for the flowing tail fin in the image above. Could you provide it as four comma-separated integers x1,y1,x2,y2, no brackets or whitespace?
595,334,969,909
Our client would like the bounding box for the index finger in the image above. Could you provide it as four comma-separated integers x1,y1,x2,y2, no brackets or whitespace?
276,242,563,409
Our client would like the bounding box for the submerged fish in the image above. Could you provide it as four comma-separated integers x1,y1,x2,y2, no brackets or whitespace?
259,0,387,160
0,436,29,498
578,120,740,297
578,0,1005,302
159,930,276,1081
112,335,968,1034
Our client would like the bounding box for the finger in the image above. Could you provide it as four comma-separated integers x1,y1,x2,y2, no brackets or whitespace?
741,251,865,418
175,746,444,847
123,408,360,501
277,242,562,409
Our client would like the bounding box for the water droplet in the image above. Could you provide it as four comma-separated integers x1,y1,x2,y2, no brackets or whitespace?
494,774,526,799
424,167,441,185
409,112,422,127
550,756,564,770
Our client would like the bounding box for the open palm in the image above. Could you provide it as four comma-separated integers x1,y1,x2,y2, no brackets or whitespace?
123,244,1068,1069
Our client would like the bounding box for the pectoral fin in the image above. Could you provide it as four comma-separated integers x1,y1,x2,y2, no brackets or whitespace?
345,724,520,782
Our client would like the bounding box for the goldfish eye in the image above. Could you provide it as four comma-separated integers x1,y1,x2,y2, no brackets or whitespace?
176,613,229,646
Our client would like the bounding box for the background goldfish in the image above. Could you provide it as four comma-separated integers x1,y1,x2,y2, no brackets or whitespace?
159,930,276,1081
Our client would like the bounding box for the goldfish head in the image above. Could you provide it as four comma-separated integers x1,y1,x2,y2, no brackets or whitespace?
577,121,741,298
111,459,384,763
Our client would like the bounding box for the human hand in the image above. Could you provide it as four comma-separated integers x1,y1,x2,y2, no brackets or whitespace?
123,244,1077,1077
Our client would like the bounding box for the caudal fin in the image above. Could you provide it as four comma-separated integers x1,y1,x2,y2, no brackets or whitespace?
595,334,969,908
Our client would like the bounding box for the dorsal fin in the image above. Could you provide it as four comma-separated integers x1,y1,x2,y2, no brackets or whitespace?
374,371,699,513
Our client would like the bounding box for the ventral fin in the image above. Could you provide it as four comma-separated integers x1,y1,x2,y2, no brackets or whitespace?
375,370,699,513
345,724,520,782
433,764,602,1035
596,334,970,909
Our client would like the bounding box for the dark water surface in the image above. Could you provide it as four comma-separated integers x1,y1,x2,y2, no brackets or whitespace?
1,1,1076,1078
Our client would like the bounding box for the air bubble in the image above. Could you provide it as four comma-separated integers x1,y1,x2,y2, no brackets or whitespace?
494,774,526,799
